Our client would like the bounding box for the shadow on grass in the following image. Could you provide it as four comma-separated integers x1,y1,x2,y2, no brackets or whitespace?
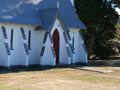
0,60,120,74
0,64,88,74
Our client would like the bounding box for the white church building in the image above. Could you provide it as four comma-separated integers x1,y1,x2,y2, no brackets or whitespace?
0,0,88,67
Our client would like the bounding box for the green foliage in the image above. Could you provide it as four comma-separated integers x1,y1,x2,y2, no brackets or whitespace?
93,40,117,59
111,0,120,7
75,0,119,59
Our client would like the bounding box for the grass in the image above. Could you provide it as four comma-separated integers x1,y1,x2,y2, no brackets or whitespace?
67,74,114,82
0,85,25,90
0,65,120,90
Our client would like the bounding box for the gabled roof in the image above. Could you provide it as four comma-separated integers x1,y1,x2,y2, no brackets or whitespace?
38,8,70,32
38,0,87,29
39,8,57,30
0,0,87,29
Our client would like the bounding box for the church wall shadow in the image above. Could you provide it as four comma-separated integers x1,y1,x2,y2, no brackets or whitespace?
0,60,120,74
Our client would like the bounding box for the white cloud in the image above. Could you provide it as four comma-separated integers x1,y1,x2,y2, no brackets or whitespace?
2,15,13,19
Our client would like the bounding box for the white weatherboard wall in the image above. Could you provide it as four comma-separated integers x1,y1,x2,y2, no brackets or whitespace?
10,26,26,66
51,18,70,64
4,23,36,66
0,26,8,66
29,31,45,65
40,35,55,66
69,28,88,63
0,23,44,66
0,21,87,66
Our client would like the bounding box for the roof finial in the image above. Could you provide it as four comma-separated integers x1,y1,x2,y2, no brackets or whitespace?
57,0,60,8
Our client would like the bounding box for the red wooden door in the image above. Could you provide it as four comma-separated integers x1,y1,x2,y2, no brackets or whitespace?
52,29,59,64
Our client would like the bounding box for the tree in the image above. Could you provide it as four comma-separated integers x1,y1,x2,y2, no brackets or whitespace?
75,0,119,59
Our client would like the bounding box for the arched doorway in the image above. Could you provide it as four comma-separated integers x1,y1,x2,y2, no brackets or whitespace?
52,29,60,64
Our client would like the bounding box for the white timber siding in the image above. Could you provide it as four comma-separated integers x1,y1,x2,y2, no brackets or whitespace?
9,26,27,66
29,31,45,65
69,28,88,63
0,26,8,66
51,18,70,64
40,35,56,66
0,23,44,66
0,21,87,67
